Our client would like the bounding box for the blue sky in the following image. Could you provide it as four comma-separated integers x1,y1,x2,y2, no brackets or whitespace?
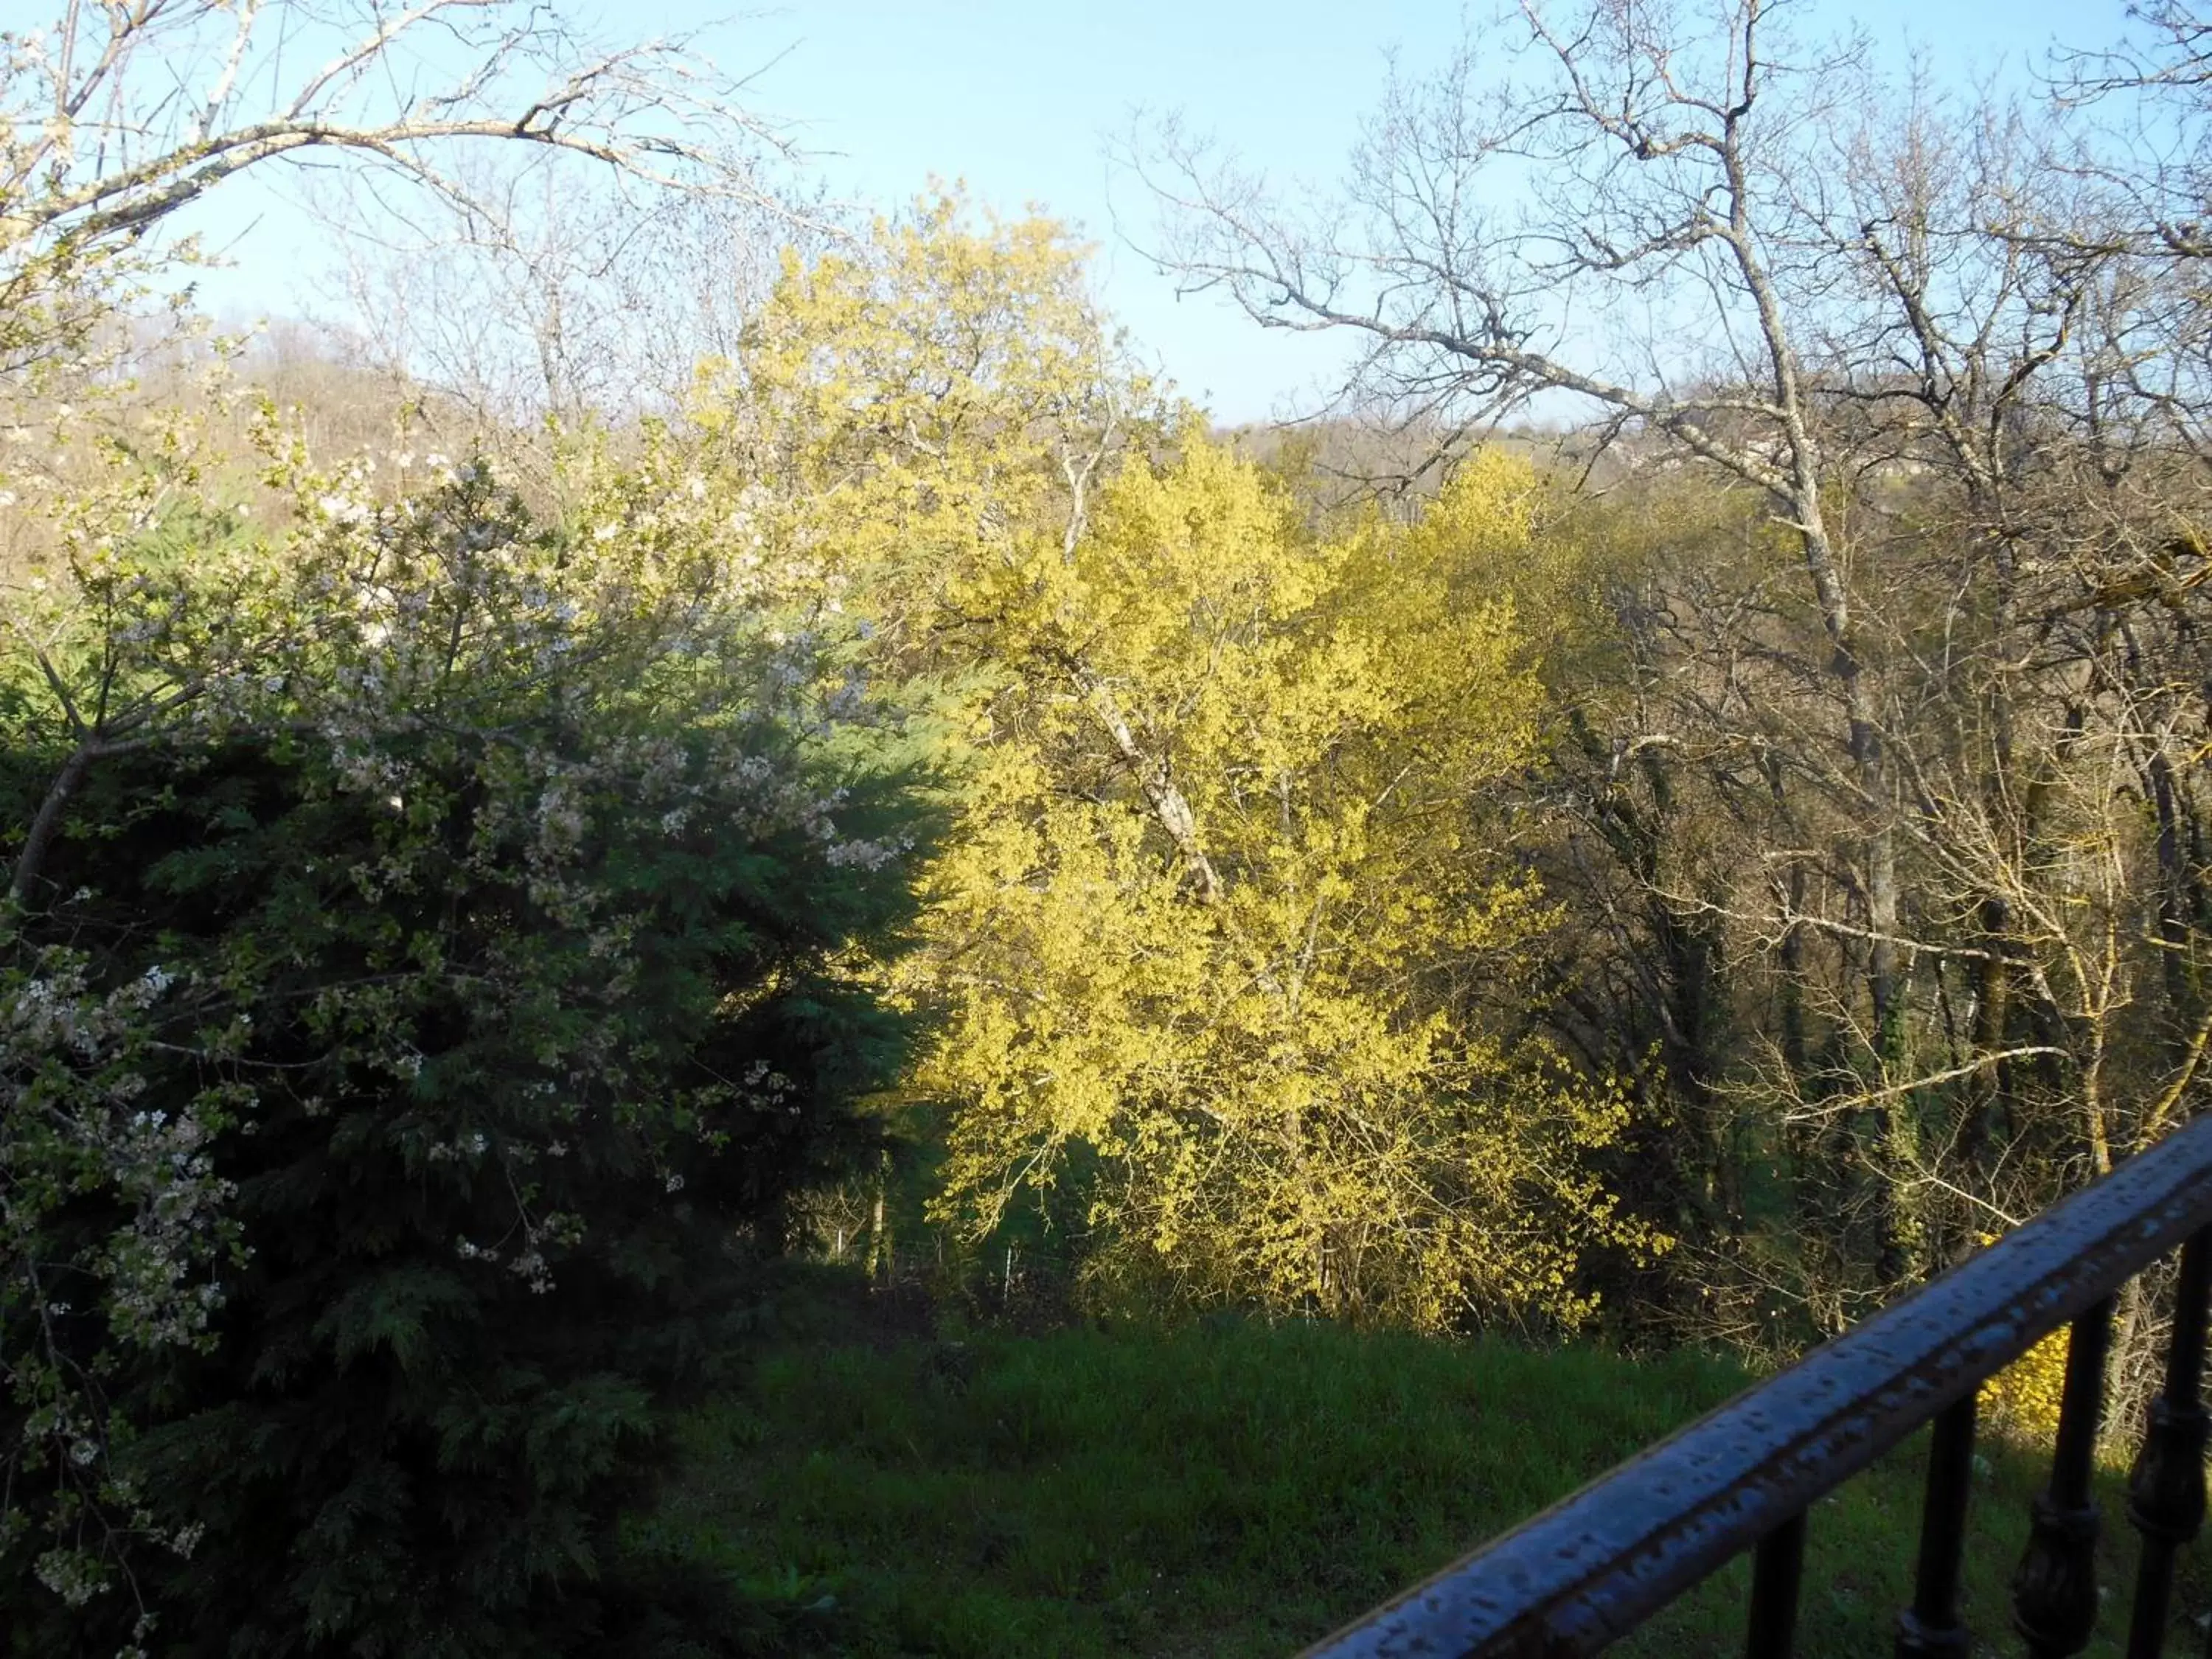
182,0,2128,421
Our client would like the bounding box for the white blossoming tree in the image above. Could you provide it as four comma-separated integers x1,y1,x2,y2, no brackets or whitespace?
0,416,934,1652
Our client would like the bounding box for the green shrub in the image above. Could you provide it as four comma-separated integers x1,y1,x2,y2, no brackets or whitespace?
1,453,935,1655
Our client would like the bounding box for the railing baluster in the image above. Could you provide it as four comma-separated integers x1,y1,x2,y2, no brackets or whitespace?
2126,1228,2212,1658
1896,1391,1979,1658
1297,1116,2212,1659
1745,1510,1807,1659
2012,1295,2118,1659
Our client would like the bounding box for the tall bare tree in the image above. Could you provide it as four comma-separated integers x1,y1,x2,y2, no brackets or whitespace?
1147,0,1909,1033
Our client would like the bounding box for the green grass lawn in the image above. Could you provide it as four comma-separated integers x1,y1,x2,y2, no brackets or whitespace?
641,1315,2210,1658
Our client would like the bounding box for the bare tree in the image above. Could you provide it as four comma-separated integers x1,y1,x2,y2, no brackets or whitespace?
324,157,830,453
1146,0,1911,1029
0,0,794,378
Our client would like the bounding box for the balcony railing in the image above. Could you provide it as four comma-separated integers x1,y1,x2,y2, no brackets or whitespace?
1300,1110,2212,1659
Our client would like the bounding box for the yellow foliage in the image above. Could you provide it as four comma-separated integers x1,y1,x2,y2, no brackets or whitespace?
1980,1329,2070,1445
702,190,1149,651
713,202,1658,1331
905,434,1656,1329
1968,1225,2090,1451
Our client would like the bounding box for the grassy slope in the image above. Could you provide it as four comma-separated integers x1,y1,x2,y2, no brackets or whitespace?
644,1318,2208,1658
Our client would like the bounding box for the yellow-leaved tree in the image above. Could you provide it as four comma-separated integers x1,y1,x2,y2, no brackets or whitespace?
694,193,1147,656
911,442,1656,1329
713,199,1655,1330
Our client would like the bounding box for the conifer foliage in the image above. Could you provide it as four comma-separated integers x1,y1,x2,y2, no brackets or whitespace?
0,439,932,1654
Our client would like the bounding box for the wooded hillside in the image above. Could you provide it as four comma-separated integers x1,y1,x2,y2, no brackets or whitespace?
9,1,2212,1652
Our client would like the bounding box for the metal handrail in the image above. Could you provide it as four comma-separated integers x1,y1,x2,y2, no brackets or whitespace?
1300,1111,2212,1659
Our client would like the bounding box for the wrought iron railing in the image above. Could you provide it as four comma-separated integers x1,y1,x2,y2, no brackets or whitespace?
1300,1111,2212,1659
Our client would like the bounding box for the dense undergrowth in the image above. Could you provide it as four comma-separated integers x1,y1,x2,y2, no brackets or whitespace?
639,1287,2207,1658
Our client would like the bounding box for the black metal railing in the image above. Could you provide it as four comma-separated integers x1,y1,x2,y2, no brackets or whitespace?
1300,1111,2212,1659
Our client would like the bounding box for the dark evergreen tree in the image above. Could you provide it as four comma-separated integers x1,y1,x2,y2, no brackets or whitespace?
1,465,936,1656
